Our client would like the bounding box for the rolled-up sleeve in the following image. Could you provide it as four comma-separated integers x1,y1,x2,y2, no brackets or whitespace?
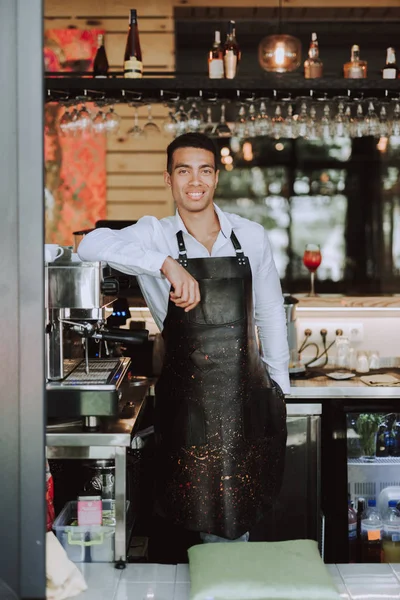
253,230,290,394
77,216,169,278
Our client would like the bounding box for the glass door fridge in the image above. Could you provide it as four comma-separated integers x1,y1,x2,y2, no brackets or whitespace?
322,398,400,564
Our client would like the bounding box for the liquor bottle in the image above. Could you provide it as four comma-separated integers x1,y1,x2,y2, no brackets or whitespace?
343,45,367,79
208,31,224,79
223,20,240,79
382,47,399,80
304,32,323,79
123,9,143,79
93,33,109,78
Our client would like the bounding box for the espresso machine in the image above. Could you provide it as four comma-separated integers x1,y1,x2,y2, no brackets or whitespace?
45,253,148,427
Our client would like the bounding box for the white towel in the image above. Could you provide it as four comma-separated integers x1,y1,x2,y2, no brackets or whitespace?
46,532,87,600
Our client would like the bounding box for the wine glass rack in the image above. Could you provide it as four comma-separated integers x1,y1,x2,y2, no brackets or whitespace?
45,73,400,104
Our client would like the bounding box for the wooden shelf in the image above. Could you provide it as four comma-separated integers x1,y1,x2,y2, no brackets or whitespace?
45,74,400,102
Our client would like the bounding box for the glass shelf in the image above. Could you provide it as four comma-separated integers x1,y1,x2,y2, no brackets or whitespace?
348,456,400,465
44,74,400,103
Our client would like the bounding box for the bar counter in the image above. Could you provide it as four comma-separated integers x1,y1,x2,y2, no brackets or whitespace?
46,386,149,564
289,371,400,399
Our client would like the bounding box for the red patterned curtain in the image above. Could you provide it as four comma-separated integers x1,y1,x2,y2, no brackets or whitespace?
44,30,107,245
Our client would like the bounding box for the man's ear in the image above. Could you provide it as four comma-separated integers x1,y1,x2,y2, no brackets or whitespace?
164,170,171,187
215,169,219,187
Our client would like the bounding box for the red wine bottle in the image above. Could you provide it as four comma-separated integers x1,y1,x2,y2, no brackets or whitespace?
93,33,109,78
123,9,143,78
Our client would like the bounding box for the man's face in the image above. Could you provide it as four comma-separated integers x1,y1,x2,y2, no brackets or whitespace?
164,147,219,214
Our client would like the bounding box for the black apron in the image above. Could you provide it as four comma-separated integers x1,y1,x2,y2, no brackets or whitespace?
154,229,287,539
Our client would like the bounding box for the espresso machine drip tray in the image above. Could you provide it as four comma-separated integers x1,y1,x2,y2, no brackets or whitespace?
46,357,131,419
62,359,122,386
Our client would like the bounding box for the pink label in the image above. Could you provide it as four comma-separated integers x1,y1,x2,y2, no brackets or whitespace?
77,499,102,526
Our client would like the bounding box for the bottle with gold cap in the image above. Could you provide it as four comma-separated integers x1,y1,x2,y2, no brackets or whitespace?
304,32,323,79
382,47,399,79
343,44,367,79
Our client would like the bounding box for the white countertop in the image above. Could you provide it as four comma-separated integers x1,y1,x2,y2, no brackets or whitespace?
289,370,400,399
72,562,400,600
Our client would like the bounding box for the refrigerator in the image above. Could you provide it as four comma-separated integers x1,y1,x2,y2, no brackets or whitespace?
322,397,400,564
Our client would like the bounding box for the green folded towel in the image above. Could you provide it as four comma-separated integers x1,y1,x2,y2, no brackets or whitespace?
188,539,340,600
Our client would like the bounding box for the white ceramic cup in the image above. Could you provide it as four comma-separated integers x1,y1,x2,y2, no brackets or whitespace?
45,244,64,262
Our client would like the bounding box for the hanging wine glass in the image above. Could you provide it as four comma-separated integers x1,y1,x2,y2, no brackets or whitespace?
332,96,352,139
271,103,285,140
296,101,309,138
282,101,296,139
333,101,349,139
378,104,390,138
174,104,189,135
345,105,354,136
143,104,161,137
306,105,319,141
246,104,258,138
68,107,81,137
187,102,203,132
59,108,72,137
92,108,106,135
104,105,121,136
256,100,270,137
76,103,93,135
127,107,144,138
317,98,333,144
213,103,231,137
234,104,248,140
391,101,400,137
364,99,379,138
202,106,216,136
351,101,365,138
162,110,178,138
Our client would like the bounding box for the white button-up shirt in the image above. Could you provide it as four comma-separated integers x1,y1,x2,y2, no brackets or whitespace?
78,204,290,393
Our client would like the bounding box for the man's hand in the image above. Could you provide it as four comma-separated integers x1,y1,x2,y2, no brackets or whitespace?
161,256,201,312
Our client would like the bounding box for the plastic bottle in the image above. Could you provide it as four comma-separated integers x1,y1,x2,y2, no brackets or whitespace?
382,500,400,562
348,499,358,562
360,499,382,562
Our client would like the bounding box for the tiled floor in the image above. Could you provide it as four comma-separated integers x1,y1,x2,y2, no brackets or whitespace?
74,562,400,600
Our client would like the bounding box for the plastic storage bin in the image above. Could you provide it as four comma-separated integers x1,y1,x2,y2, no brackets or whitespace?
53,500,116,563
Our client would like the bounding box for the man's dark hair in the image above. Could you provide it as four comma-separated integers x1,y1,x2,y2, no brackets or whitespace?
166,132,219,174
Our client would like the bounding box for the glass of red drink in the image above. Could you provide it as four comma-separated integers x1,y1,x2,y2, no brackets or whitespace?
303,243,322,297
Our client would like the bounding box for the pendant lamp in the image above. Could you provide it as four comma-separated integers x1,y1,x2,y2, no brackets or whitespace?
258,0,301,73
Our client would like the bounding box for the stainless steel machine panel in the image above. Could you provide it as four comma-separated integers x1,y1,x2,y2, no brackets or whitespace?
45,261,112,310
46,357,131,418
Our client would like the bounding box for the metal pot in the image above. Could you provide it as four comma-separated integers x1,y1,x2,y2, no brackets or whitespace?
84,459,115,500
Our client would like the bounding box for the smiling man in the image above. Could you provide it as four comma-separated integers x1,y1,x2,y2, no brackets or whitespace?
78,132,290,557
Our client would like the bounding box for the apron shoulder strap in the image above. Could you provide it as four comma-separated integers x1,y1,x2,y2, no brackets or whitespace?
230,230,245,258
176,229,245,265
176,231,188,265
